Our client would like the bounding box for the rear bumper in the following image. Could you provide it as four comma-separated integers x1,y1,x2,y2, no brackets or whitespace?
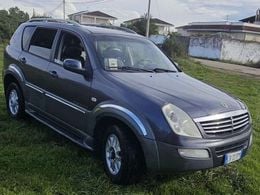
148,128,252,173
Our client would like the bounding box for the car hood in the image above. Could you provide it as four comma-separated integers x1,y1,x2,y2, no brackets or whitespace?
109,72,243,118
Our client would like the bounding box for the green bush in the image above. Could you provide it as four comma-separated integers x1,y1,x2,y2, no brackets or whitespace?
162,33,189,58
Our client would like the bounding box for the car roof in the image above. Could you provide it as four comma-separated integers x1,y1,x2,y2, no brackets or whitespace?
23,19,142,38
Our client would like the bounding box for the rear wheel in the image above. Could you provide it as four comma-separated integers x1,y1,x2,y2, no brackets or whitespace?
6,82,25,119
102,124,144,184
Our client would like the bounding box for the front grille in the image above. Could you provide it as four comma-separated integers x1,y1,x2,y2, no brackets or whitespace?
194,110,250,137
215,140,248,157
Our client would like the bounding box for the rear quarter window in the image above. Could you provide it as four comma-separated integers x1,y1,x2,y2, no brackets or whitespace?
28,28,57,59
9,25,24,50
22,26,35,51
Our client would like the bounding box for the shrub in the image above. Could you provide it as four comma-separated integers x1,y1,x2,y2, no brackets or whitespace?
162,33,189,58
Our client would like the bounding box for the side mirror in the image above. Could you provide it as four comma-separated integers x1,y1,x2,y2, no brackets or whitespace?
63,59,85,75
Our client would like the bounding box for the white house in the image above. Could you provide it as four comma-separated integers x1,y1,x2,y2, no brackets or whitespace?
123,18,174,35
68,11,117,25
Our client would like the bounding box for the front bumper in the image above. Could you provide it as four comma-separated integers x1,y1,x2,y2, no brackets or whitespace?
156,128,252,173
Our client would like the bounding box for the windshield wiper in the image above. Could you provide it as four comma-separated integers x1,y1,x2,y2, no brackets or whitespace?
118,66,154,72
152,68,177,73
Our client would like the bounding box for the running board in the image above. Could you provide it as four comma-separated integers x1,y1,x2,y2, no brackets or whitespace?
25,109,94,151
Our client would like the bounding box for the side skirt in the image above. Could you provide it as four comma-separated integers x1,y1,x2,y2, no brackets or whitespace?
25,109,94,151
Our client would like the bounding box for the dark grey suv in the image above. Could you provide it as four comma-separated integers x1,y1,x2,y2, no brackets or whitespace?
3,19,253,184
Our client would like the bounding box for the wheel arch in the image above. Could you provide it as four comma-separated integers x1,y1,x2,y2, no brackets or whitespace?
4,64,25,94
90,103,160,171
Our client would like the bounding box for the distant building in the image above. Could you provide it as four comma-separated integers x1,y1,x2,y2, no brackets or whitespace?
68,11,117,25
176,21,260,42
176,21,260,65
123,18,174,35
240,8,260,24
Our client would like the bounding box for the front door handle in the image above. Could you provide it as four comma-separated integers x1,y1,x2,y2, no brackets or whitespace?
49,71,59,78
19,57,26,64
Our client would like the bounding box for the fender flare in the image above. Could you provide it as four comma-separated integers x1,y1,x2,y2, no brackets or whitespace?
3,64,25,92
89,103,155,139
88,102,160,171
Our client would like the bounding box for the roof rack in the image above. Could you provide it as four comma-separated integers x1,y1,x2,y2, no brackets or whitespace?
82,24,137,34
28,18,80,26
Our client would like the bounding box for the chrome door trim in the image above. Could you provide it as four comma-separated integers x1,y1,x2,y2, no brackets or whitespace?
100,104,147,136
194,110,248,123
25,83,44,94
26,82,87,114
45,93,87,114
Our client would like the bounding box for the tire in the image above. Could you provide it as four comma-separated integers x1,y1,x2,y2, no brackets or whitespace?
102,124,144,184
6,82,25,119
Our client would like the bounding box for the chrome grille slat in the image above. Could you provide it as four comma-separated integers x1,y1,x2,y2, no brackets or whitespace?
233,117,249,126
205,128,233,134
233,121,249,130
203,123,233,130
194,110,250,137
200,119,232,127
233,114,248,121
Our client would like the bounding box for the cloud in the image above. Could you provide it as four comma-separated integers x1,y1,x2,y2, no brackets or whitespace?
0,0,259,26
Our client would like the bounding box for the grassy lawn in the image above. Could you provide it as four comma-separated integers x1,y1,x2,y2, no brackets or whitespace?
0,44,259,194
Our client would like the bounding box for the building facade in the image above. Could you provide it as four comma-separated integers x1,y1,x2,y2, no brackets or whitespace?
123,18,174,35
177,21,260,65
68,11,117,25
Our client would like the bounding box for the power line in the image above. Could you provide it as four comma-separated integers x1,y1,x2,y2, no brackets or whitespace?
45,1,63,15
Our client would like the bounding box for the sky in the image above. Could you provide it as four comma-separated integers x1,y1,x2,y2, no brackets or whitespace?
0,0,259,27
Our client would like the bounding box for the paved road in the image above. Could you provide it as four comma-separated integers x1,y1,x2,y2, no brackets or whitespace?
192,58,260,78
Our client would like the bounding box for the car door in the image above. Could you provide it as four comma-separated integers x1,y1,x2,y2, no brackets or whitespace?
45,30,92,132
19,26,58,112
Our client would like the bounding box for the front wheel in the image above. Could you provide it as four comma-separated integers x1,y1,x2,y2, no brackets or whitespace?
6,82,25,119
102,125,144,184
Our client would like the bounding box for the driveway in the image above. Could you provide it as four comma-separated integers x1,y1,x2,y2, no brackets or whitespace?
191,58,260,78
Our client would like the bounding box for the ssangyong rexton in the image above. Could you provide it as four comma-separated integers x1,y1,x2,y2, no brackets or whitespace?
3,19,253,184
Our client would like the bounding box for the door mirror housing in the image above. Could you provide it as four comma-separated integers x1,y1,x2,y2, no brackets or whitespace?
63,59,86,75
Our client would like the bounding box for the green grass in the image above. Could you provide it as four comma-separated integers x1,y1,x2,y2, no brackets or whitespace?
0,45,259,195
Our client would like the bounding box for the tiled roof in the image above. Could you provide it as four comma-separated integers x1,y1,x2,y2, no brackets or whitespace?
124,18,173,26
69,11,117,19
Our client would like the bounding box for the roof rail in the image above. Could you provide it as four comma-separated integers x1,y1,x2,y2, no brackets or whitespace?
28,18,80,26
82,24,137,34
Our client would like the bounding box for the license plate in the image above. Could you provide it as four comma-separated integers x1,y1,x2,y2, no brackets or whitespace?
224,150,242,165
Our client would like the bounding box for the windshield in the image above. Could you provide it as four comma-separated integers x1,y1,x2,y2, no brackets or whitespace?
94,36,179,72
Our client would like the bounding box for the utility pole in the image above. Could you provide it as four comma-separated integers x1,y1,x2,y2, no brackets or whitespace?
63,0,66,20
146,0,151,38
226,15,229,22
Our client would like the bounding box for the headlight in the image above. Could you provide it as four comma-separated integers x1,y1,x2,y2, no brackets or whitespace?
162,104,202,138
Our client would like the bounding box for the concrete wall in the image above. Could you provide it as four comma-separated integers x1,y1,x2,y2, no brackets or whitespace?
189,36,222,59
221,39,260,64
189,35,260,65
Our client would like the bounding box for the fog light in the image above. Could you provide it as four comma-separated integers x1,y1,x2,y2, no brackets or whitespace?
249,134,253,147
178,149,210,159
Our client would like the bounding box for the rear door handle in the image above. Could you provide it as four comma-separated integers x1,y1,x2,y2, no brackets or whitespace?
49,71,59,78
19,57,26,64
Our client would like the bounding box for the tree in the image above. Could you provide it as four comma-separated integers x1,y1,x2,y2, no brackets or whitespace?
121,16,158,36
0,7,29,42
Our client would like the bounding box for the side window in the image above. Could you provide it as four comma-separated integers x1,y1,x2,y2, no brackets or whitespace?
10,24,24,50
22,26,35,51
54,31,87,68
29,28,57,59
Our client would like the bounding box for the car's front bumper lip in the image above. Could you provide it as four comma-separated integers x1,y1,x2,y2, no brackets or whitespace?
156,128,252,172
